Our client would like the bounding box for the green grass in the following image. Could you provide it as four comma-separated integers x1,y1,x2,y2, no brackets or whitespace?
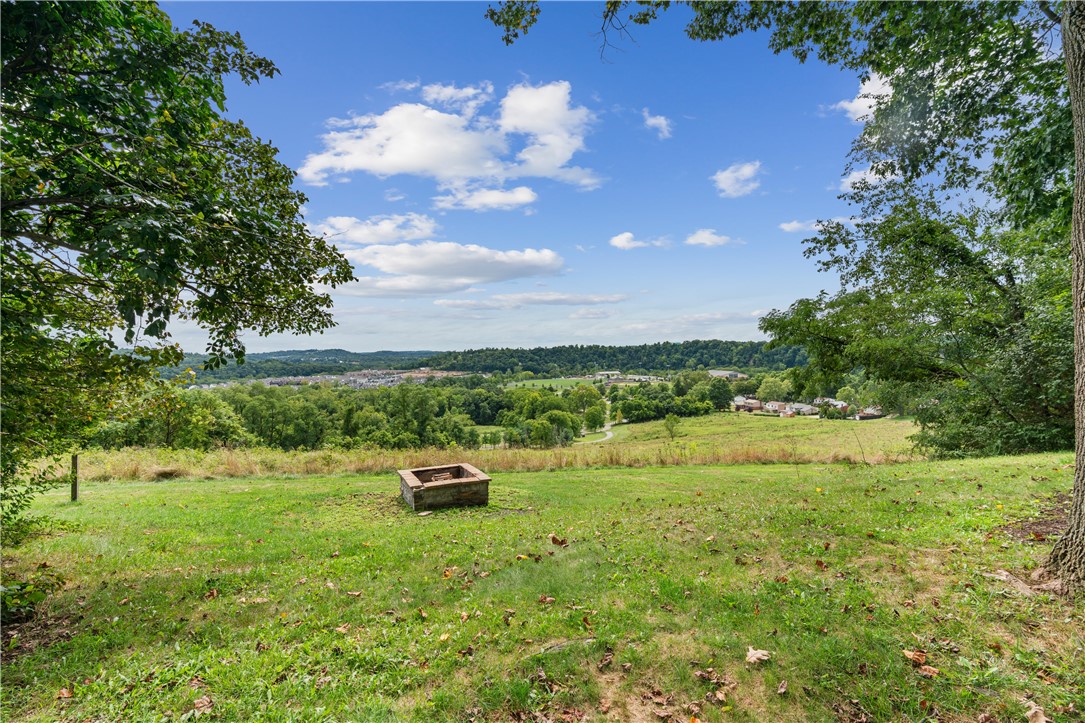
3,454,1082,722
505,377,593,389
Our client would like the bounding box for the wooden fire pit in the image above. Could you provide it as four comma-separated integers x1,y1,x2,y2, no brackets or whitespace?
398,463,490,511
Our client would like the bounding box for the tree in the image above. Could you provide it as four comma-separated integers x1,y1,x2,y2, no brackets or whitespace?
756,375,792,404
1,4,353,526
663,413,681,441
487,1,1085,592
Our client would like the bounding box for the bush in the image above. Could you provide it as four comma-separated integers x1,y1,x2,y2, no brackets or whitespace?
1,567,65,624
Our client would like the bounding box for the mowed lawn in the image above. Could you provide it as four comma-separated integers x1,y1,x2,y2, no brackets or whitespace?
2,455,1082,722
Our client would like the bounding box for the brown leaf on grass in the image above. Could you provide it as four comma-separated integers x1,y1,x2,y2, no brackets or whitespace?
622,662,633,673
550,534,569,548
1025,702,1049,723
815,559,829,571
502,609,516,626
652,710,670,720
916,665,940,677
57,688,72,699
597,651,614,670
439,633,450,642
418,607,428,620
194,695,214,715
903,649,928,665
777,679,788,695
977,714,995,723
745,646,771,664
335,623,351,634
460,611,469,622
345,591,363,597
203,589,218,600
538,595,556,605
581,615,593,631
442,568,454,579
774,575,789,583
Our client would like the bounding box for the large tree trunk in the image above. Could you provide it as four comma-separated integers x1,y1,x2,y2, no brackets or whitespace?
1046,2,1085,594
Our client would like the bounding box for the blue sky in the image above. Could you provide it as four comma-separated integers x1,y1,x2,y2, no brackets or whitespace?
164,2,883,354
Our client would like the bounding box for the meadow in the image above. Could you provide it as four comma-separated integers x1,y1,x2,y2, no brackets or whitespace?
63,413,916,484
1,414,1081,721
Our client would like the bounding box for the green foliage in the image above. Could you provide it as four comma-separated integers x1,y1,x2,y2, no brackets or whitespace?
756,375,793,403
662,413,681,440
1,3,352,531
1,566,64,625
420,339,806,375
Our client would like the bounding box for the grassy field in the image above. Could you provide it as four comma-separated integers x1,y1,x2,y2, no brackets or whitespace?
62,414,917,484
506,378,594,389
2,453,1081,722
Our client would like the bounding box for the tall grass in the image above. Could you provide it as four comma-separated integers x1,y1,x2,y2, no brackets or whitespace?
75,440,910,483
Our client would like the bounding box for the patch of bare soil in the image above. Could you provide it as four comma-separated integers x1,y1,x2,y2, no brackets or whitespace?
999,492,1071,543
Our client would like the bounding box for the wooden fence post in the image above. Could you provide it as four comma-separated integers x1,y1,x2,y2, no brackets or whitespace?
71,453,79,502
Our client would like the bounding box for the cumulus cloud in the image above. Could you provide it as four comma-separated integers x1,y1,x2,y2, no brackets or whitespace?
433,185,538,211
299,80,599,201
839,166,895,191
642,108,672,139
712,161,762,198
832,74,892,123
311,213,438,247
499,81,599,188
684,229,738,247
421,81,493,117
608,231,667,251
341,241,564,296
435,292,625,310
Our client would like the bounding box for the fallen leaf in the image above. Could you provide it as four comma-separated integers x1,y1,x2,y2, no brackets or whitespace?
57,688,72,699
777,679,788,695
345,591,363,597
418,607,428,620
439,633,450,642
460,611,469,622
916,665,940,677
1025,702,1049,723
194,695,214,715
598,651,614,670
335,623,351,633
331,551,339,558
745,646,771,664
418,511,432,516
538,595,556,605
119,597,130,606
652,710,670,720
903,649,928,665
622,663,632,672
550,533,569,548
203,589,218,600
815,559,829,571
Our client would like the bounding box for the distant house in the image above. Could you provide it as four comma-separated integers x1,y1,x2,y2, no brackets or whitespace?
733,396,762,412
710,370,749,380
787,403,818,416
764,401,788,413
594,371,622,379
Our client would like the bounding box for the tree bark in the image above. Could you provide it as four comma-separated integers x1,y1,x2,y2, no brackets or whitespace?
1046,1,1085,594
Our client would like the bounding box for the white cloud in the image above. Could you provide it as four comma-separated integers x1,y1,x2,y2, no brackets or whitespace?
421,81,493,118
435,292,625,310
712,161,762,198
684,229,738,247
499,81,600,188
381,79,420,93
433,185,538,211
298,103,506,186
341,241,564,296
839,166,895,191
619,310,767,335
299,80,600,204
642,108,672,139
779,217,854,232
311,213,438,247
832,74,892,123
608,231,668,251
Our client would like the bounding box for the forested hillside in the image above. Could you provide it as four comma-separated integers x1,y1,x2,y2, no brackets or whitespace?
162,349,436,381
419,340,806,374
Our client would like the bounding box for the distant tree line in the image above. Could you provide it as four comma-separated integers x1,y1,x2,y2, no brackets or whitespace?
160,349,434,382
418,340,806,375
